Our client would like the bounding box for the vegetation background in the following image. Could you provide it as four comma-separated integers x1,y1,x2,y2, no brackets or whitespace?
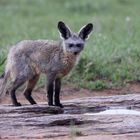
0,0,139,90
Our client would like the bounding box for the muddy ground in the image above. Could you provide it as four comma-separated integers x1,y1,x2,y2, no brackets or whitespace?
0,82,140,140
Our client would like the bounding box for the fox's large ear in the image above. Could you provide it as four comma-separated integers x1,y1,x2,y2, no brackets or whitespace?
58,21,71,39
78,23,93,40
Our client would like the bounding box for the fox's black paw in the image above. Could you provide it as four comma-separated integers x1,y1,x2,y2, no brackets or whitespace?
48,102,54,106
55,103,64,108
14,102,22,106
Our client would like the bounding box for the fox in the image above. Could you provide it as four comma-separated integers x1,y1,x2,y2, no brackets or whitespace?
0,21,93,108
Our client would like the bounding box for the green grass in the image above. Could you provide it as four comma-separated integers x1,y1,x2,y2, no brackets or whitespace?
0,0,140,89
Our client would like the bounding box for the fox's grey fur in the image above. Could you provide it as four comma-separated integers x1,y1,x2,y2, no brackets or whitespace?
0,21,93,108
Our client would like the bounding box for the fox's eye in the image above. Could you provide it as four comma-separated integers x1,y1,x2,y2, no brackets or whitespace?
76,44,83,48
69,44,73,48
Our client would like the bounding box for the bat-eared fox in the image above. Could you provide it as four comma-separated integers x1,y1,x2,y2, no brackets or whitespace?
0,21,93,108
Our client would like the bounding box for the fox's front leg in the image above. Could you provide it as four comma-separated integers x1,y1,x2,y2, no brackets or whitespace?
55,78,63,108
46,75,55,106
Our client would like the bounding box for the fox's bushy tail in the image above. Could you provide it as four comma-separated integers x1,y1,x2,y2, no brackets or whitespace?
0,71,10,97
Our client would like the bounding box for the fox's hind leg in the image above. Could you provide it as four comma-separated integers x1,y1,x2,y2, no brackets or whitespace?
24,75,39,105
10,77,27,106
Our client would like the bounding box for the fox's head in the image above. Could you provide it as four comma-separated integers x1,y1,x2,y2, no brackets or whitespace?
58,21,93,55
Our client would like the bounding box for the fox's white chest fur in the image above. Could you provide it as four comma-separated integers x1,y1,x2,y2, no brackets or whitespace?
57,52,80,78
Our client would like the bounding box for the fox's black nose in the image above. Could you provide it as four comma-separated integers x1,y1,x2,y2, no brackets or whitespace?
74,52,79,55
